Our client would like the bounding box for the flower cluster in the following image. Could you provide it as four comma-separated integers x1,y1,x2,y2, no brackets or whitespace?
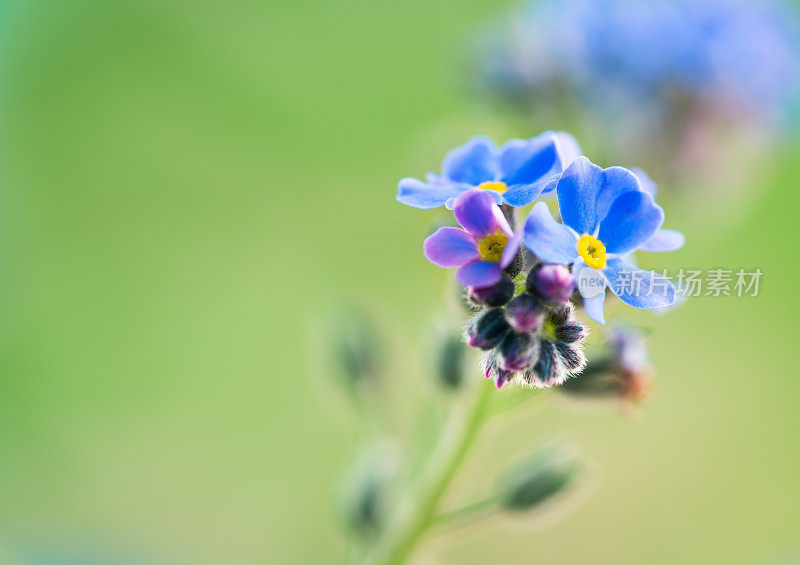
398,134,683,389
472,0,800,186
477,0,800,127
477,295,588,390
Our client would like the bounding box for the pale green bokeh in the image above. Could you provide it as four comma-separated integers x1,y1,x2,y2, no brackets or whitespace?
0,1,797,563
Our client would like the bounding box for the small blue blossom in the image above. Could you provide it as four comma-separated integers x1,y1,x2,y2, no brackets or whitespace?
397,132,581,209
522,157,678,324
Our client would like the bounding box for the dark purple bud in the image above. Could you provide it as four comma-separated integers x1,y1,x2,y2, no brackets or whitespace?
498,332,539,372
469,275,515,307
466,309,510,350
555,341,586,372
548,302,575,327
529,340,560,388
505,293,545,333
527,264,575,304
481,351,512,388
555,322,587,343
481,351,498,380
494,367,514,389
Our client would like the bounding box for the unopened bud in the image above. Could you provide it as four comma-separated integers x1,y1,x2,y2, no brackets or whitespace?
494,367,513,389
481,351,513,389
555,321,587,343
340,444,397,536
505,293,545,333
333,311,381,387
499,444,580,512
554,341,586,372
469,275,515,307
527,264,575,304
498,331,539,372
434,333,465,389
466,308,510,350
524,339,559,388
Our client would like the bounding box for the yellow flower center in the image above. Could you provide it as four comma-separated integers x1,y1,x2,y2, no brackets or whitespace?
479,233,508,263
476,181,508,194
577,234,607,269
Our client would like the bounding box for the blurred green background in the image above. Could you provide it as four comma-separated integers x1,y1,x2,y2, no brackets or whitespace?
0,0,798,563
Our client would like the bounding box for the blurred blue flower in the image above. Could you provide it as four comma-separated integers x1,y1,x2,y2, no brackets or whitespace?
423,190,524,288
397,132,581,209
522,157,677,324
607,324,649,374
477,0,800,129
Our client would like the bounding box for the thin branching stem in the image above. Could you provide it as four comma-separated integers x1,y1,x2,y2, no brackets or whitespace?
364,380,492,565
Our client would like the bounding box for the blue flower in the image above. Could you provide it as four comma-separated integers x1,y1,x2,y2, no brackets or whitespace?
522,157,678,324
397,132,581,209
477,0,800,130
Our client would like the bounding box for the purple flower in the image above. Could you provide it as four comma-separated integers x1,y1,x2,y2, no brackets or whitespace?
522,157,678,324
424,190,524,288
397,132,581,209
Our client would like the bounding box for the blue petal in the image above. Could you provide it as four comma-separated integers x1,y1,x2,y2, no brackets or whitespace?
499,132,581,207
574,262,607,324
423,227,479,268
598,191,664,255
583,293,606,325
630,167,657,198
522,202,579,264
456,261,503,288
502,179,551,207
556,157,605,235
638,229,685,252
538,176,560,195
551,132,582,168
498,135,557,186
441,136,500,186
604,257,676,310
596,166,642,221
397,177,464,209
454,189,502,238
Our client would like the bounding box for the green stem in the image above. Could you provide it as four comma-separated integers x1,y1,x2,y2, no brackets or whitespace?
432,497,498,529
365,380,492,565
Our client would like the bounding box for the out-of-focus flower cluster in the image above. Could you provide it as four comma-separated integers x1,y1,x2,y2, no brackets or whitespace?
398,134,682,390
473,0,800,181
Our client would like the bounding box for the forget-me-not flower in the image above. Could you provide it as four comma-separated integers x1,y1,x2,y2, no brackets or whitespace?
397,132,581,209
423,190,524,288
522,157,677,324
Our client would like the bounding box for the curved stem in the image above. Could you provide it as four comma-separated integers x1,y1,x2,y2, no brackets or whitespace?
432,497,498,530
365,380,492,565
